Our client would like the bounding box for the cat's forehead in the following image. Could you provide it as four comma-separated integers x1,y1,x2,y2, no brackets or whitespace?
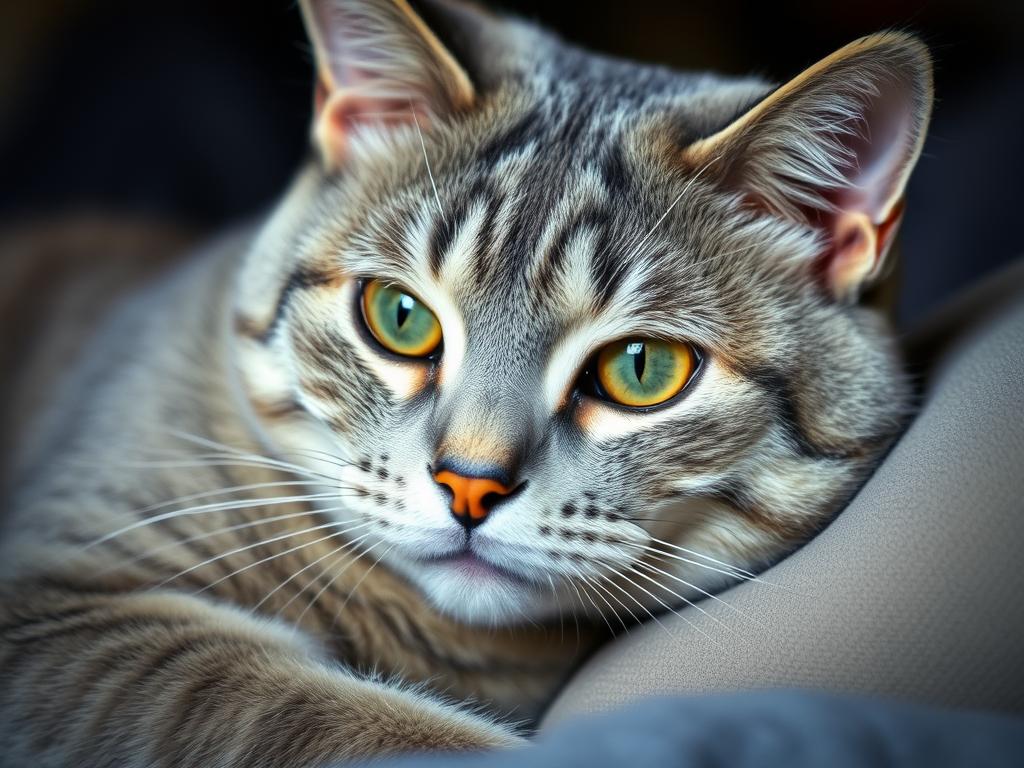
326,73,813,361
342,151,748,354
357,176,661,347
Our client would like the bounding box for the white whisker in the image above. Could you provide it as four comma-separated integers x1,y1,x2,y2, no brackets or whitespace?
78,456,335,485
128,480,319,518
97,508,323,576
645,535,759,579
544,574,566,646
626,153,724,261
411,101,445,226
566,583,582,650
161,429,341,482
625,563,745,643
274,531,377,619
84,492,343,550
278,528,378,618
592,560,721,648
275,448,353,472
565,563,621,638
328,541,396,632
634,558,765,627
620,541,761,584
589,565,678,643
582,571,642,633
190,519,375,597
167,516,373,592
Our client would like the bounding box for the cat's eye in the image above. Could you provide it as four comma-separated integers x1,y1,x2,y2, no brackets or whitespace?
592,339,698,408
360,279,442,358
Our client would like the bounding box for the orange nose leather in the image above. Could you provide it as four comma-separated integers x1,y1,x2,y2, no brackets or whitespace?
433,470,512,522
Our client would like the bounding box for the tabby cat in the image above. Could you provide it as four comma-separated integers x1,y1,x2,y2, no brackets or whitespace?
0,0,932,765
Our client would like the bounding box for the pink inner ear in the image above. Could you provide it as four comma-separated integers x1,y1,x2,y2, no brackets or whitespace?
821,77,917,298
824,200,905,300
302,1,462,170
325,91,429,130
831,80,916,223
314,83,432,169
827,211,878,300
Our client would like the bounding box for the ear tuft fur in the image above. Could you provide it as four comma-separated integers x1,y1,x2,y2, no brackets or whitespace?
300,0,475,169
684,32,933,299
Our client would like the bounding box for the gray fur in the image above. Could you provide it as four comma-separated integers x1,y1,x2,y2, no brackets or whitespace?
0,5,932,758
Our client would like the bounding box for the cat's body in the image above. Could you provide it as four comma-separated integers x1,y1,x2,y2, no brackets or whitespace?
0,1,932,765
3,228,578,723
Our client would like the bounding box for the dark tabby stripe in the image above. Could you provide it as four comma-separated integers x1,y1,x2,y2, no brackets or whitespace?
744,366,845,461
476,107,545,167
236,266,343,344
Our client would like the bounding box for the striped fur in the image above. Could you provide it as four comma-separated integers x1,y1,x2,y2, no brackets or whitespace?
0,1,932,765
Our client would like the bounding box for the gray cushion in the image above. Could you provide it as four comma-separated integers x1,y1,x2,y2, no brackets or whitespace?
543,260,1024,727
368,691,1024,768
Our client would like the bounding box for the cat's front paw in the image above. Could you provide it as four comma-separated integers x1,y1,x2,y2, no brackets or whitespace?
390,708,526,754
322,705,526,768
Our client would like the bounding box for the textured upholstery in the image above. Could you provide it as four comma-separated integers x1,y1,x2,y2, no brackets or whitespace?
543,260,1024,727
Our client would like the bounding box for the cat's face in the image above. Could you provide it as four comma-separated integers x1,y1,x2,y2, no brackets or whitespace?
233,0,930,624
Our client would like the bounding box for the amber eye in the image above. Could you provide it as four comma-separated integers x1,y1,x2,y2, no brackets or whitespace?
594,339,698,408
360,279,442,358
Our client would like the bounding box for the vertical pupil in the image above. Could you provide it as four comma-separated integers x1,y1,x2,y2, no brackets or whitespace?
626,341,646,383
396,293,414,328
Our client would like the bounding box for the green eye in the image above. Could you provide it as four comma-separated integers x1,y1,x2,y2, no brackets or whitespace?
360,279,442,358
595,339,698,408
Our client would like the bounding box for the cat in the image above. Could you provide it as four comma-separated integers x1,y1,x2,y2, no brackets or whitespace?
0,0,932,765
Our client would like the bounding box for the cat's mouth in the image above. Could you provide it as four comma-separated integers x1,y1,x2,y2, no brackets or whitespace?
418,548,538,589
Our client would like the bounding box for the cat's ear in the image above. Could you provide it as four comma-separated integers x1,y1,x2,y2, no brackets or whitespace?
684,32,933,301
299,0,475,170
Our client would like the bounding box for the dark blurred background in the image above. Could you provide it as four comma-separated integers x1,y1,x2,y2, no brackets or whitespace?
1,0,1021,327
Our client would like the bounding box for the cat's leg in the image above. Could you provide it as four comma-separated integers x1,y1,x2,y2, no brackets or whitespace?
0,586,522,767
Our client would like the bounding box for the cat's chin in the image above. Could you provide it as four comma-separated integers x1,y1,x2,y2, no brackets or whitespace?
390,550,555,626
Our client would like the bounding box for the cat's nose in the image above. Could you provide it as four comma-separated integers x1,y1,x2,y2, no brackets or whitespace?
431,465,515,529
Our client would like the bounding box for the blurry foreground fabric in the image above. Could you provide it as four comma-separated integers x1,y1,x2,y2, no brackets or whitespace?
363,690,1024,768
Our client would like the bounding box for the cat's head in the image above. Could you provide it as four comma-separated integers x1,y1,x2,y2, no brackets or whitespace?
233,0,932,624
